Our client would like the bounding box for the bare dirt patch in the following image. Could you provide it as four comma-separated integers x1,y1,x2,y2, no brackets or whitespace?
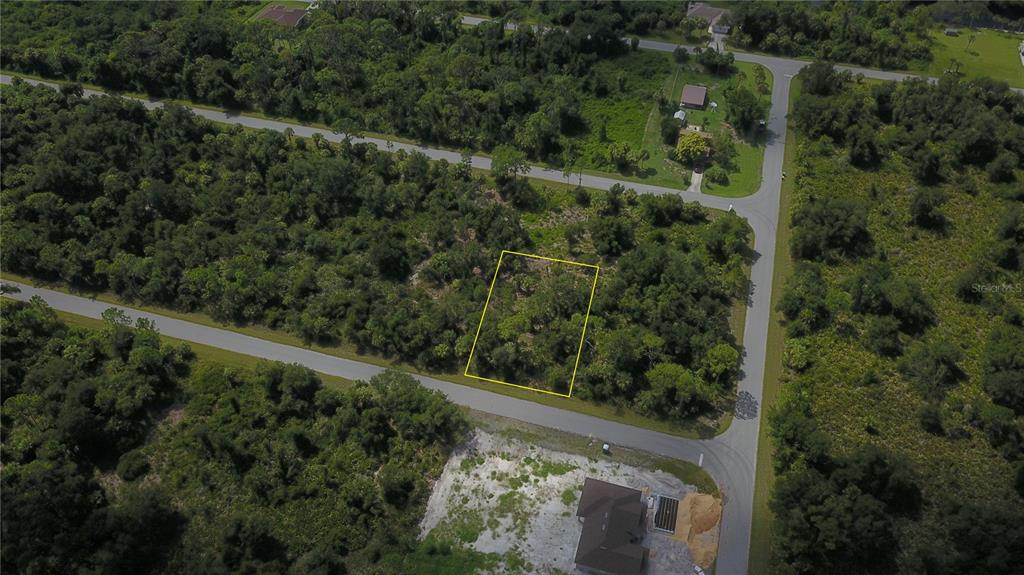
673,493,723,569
421,430,716,574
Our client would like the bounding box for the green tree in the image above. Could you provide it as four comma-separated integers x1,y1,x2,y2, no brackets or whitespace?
590,216,635,256
491,144,529,184
675,131,709,166
724,85,764,131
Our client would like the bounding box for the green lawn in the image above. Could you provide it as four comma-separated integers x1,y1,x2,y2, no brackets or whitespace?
577,57,771,197
924,27,1024,88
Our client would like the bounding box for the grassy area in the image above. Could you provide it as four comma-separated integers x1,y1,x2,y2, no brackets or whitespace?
469,409,720,497
700,129,766,198
924,27,1024,88
758,74,1024,569
745,78,801,575
48,308,355,390
1,271,732,440
582,56,771,197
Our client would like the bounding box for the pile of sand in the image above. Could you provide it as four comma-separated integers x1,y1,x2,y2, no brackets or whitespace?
673,493,723,569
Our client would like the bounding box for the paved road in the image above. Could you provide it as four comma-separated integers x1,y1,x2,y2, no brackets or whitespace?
1,278,746,532
1,70,772,574
3,32,983,571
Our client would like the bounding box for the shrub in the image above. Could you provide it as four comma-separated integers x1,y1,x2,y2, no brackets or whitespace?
987,150,1018,183
791,197,872,262
865,315,902,357
917,403,944,435
660,115,680,146
909,187,948,230
777,263,831,336
675,131,709,166
848,259,934,333
116,449,150,481
590,217,635,256
899,340,964,401
983,323,1024,414
704,165,729,184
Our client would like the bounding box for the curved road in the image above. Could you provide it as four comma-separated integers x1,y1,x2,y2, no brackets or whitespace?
1,39,983,573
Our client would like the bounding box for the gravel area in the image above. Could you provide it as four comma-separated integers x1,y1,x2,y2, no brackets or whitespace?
420,430,702,574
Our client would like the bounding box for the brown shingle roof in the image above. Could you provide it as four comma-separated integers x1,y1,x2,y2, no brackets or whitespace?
681,85,708,108
259,5,306,27
575,478,648,575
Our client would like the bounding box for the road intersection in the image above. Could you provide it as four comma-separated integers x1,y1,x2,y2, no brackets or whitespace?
0,33,975,574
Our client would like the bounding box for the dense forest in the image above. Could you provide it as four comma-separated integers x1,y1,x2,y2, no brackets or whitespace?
0,79,748,420
2,0,646,168
770,65,1024,574
459,0,710,41
729,1,932,69
0,297,468,573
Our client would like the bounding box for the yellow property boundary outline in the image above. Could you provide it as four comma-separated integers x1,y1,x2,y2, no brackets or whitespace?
464,250,600,398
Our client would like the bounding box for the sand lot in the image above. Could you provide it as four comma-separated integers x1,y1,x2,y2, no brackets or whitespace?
420,430,717,574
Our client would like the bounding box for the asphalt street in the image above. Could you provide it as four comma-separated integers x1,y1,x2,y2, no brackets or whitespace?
1,70,770,573
2,31,1003,573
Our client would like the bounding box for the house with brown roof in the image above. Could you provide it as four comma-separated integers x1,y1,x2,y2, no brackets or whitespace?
681,84,708,109
257,4,308,28
687,2,731,35
574,478,649,575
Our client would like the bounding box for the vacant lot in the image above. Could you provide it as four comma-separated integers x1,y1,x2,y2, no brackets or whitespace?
924,28,1024,88
421,430,718,574
466,252,598,395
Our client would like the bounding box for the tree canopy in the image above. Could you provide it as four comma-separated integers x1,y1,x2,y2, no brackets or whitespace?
0,298,468,573
1,80,749,422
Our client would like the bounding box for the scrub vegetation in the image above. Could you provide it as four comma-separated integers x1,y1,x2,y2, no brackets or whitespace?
769,64,1024,574
1,79,749,424
466,253,596,394
0,297,468,574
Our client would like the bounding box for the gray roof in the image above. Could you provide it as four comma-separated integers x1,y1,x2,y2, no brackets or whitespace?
687,3,728,23
575,478,648,575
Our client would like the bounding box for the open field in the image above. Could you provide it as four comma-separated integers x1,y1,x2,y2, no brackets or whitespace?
241,1,312,23
924,27,1024,87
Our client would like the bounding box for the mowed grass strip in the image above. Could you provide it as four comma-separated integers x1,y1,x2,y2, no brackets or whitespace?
924,28,1024,88
47,308,355,390
1,272,728,439
746,76,801,575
